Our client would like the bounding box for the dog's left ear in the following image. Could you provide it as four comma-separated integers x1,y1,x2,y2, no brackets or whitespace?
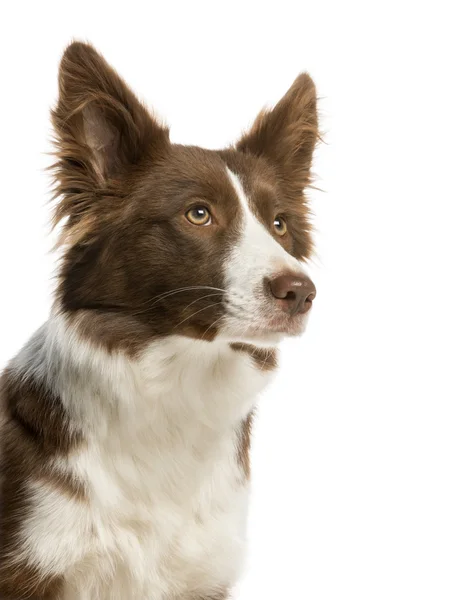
236,74,318,194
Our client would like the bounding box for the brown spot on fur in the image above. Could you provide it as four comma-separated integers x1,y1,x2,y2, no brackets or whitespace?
0,562,64,599
39,465,86,502
2,370,81,452
193,593,229,600
230,343,278,372
0,369,84,598
237,412,254,479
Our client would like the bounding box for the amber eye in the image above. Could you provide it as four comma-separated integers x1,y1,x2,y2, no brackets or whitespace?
273,216,287,236
186,206,212,226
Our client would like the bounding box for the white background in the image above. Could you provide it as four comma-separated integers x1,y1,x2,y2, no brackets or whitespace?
1,2,457,598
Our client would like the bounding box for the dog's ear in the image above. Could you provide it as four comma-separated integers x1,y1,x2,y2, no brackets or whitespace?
51,42,169,228
236,74,318,194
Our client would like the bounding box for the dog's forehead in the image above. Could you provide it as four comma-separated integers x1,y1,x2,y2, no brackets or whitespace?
184,146,277,206
218,149,281,220
146,145,233,203
221,146,275,184
218,148,279,194
142,144,279,215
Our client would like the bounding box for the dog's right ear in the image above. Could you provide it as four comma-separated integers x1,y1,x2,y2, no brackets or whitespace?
51,42,169,228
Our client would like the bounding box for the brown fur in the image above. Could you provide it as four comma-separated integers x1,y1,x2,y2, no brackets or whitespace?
230,343,278,372
237,412,255,479
0,563,64,599
0,367,85,598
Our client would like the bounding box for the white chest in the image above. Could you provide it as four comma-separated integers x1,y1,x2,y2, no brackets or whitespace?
22,333,272,599
63,428,248,599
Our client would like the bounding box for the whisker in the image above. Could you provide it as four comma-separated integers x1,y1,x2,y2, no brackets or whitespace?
178,293,224,314
200,313,229,340
174,303,223,329
234,320,251,340
261,348,276,370
130,289,225,317
135,286,226,309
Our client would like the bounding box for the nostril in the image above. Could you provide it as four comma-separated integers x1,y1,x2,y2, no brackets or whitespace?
285,291,296,301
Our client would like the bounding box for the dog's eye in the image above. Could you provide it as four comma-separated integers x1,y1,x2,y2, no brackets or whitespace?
186,206,212,226
273,216,287,236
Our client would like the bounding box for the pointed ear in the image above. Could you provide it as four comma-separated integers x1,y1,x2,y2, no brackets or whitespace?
236,73,318,193
51,42,169,226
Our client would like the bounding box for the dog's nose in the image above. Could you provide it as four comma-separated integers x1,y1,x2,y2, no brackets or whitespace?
269,273,316,315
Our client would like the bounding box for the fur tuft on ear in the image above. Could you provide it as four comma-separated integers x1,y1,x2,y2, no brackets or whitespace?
51,41,169,233
236,73,318,195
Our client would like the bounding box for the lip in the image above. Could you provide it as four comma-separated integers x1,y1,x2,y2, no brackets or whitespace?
243,313,309,338
221,301,312,344
264,311,309,332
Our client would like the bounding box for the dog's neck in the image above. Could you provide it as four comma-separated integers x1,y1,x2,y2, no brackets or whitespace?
14,313,275,442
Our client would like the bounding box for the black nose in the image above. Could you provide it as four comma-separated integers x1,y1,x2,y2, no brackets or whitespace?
269,273,316,315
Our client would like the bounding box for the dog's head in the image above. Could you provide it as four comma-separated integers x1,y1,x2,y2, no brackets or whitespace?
52,42,318,351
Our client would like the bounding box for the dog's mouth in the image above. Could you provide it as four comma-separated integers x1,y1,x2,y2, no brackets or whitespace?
219,300,312,346
264,312,311,335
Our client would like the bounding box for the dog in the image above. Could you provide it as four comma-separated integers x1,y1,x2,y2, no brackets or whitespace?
0,42,318,599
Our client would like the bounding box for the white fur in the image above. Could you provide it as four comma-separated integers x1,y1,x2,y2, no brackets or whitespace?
15,316,273,599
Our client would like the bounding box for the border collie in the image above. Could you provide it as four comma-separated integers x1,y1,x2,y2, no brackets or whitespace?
0,42,318,599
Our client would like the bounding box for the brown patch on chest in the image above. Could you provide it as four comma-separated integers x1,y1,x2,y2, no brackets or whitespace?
230,344,277,480
230,343,278,372
237,411,254,479
0,562,65,599
3,370,81,452
0,369,85,597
